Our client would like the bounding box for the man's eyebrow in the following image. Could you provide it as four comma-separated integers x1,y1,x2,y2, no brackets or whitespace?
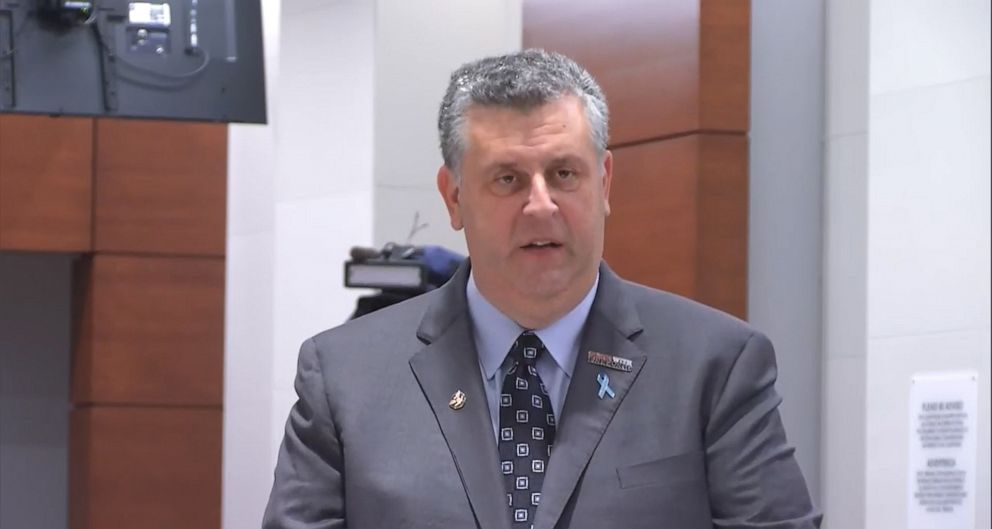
548,155,586,167
482,155,587,173
484,161,523,174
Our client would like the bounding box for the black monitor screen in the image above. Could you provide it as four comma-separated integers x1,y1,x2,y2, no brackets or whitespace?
0,0,266,123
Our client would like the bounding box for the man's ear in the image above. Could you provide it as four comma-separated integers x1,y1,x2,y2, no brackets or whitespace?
601,150,613,216
437,165,464,230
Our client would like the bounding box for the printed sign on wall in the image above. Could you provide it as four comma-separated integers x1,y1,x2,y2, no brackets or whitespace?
907,371,978,529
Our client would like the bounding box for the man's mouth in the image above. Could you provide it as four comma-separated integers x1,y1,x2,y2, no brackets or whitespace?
522,240,562,249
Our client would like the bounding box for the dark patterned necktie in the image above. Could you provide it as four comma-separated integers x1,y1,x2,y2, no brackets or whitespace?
498,331,556,528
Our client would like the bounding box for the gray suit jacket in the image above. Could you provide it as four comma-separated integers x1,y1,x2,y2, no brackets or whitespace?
263,262,821,529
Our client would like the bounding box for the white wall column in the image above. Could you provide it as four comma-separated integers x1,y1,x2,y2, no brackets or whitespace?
823,2,991,528
223,0,376,527
749,0,824,501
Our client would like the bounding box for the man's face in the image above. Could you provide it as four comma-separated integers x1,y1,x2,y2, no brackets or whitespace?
437,95,613,322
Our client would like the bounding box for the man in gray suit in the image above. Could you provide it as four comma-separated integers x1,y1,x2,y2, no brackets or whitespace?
263,49,821,529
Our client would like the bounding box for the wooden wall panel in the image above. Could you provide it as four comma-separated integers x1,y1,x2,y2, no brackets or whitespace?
604,134,747,318
696,134,748,316
70,407,222,529
94,119,227,256
605,136,699,299
0,115,93,251
0,114,228,526
524,0,750,146
524,0,699,145
73,254,225,406
527,0,750,318
69,407,93,529
700,0,750,130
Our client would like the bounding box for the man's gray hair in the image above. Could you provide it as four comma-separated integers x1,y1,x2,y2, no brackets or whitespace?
438,49,610,173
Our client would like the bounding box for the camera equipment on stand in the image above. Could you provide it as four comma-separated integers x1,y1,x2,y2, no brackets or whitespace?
344,243,464,320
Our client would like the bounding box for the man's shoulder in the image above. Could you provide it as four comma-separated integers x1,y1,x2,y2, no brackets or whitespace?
610,276,758,349
306,289,440,364
610,277,773,394
619,277,748,324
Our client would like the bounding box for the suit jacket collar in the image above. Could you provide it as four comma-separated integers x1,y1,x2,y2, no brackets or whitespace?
411,260,647,529
414,259,471,343
411,260,510,529
586,261,644,339
533,262,647,529
415,260,642,342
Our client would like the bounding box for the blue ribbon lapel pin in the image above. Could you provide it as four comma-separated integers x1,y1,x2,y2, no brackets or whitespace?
596,372,615,399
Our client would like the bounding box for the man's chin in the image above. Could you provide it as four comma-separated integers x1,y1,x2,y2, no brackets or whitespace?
510,274,573,300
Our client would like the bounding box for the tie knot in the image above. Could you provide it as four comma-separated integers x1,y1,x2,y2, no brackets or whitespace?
510,331,545,367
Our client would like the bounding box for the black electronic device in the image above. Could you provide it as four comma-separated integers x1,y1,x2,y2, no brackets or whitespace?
38,1,93,25
0,0,266,123
344,243,466,320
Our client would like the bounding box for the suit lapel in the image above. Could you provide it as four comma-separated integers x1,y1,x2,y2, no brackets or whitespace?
409,263,512,529
534,264,647,529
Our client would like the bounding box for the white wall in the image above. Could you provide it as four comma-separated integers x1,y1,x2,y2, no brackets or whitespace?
823,1,991,527
748,0,824,502
222,2,521,527
864,1,991,527
822,0,871,525
0,253,74,529
223,0,281,526
223,0,375,527
373,0,521,251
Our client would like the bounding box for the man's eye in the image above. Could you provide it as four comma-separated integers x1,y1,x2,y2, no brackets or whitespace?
497,174,517,185
556,169,576,180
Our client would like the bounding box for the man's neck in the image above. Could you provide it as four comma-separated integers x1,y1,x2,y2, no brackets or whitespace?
472,270,599,330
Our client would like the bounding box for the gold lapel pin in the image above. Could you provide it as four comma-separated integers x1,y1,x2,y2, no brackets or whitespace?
449,390,467,410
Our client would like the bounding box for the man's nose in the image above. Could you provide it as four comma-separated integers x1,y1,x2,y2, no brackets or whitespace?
523,175,559,217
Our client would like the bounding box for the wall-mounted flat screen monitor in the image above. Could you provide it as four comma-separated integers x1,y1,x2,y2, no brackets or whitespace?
0,0,266,123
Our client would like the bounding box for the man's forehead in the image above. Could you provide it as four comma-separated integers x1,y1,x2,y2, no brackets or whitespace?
464,97,587,139
464,94,582,117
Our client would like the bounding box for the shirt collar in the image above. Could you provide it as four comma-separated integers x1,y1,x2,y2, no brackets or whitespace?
467,272,599,381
